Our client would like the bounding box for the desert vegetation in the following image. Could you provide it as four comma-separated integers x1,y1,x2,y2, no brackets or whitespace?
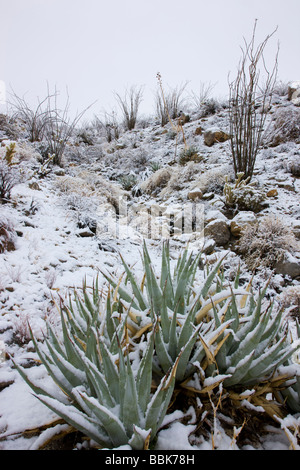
0,23,300,451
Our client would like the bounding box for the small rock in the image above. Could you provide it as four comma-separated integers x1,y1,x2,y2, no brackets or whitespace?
204,128,230,147
76,229,95,238
28,181,41,191
267,188,278,197
54,168,66,176
188,188,203,201
98,241,118,253
202,192,215,201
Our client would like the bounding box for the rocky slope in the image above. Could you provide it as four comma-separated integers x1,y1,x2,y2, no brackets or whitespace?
0,85,299,449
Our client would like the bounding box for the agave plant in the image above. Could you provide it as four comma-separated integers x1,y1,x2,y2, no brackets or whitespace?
14,294,179,450
101,241,250,383
205,272,300,389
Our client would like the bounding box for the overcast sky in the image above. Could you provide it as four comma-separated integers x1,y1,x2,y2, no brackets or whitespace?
1,0,300,120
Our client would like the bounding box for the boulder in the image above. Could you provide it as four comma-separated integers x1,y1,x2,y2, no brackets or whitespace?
288,81,300,106
205,209,227,224
204,219,230,246
204,128,230,147
275,252,300,279
230,211,257,237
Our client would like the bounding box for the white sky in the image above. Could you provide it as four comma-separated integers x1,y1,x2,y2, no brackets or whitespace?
1,0,300,120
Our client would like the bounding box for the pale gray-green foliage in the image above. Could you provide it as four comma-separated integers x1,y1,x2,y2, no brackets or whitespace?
14,242,300,448
208,269,300,387
14,277,177,449
102,241,299,387
279,320,300,412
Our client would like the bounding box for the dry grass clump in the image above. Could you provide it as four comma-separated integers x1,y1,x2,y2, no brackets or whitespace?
0,217,16,253
55,171,127,215
238,216,298,271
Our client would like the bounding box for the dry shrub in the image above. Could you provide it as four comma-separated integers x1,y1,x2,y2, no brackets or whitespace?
192,166,232,195
238,216,298,270
140,167,173,195
278,286,300,319
286,157,300,177
55,172,126,213
0,217,16,253
264,106,300,147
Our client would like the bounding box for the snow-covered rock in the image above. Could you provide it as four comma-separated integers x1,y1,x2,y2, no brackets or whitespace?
275,251,300,279
230,211,257,237
288,81,300,106
204,218,230,246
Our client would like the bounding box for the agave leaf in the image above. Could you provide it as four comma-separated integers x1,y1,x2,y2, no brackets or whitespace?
74,389,129,447
159,288,171,344
198,333,217,370
233,291,266,347
12,358,62,400
136,330,155,413
200,255,227,300
120,354,140,437
196,290,236,323
175,324,203,382
129,425,151,450
239,276,253,309
98,340,120,403
35,394,110,447
43,337,86,390
154,324,173,374
101,270,140,311
223,351,256,387
173,253,198,314
145,354,180,434
28,328,75,398
160,241,174,306
78,356,115,408
228,313,268,368
120,254,148,311
243,336,288,382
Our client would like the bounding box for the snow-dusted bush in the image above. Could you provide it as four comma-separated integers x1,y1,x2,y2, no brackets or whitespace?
115,86,144,131
278,286,300,319
140,167,173,195
179,146,201,165
223,172,266,212
264,106,300,147
238,216,298,271
0,143,21,202
193,165,232,195
286,156,300,177
0,216,16,253
155,78,188,126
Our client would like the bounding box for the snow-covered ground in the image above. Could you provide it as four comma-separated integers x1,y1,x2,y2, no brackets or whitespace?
0,90,299,450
